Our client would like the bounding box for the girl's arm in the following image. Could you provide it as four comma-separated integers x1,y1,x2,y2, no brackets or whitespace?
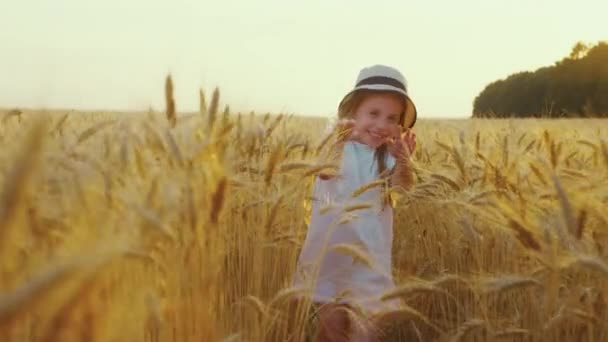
387,128,417,191
390,156,415,191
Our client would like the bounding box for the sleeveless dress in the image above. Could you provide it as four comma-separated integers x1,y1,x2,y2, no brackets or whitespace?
292,140,401,314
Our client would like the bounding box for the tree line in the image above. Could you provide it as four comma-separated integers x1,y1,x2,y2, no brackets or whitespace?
473,41,608,118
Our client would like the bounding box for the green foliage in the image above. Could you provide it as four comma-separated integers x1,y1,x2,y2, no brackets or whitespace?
473,41,608,118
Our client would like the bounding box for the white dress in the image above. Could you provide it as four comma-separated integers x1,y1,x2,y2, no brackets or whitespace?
292,140,401,314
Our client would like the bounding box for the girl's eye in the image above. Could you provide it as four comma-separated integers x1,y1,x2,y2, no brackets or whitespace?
369,111,379,117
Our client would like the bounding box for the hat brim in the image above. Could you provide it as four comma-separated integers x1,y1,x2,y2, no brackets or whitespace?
338,84,417,128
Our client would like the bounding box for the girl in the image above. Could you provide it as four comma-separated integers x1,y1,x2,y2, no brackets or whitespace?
293,64,418,341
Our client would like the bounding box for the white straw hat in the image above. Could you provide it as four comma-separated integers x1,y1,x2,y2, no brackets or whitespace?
338,64,418,128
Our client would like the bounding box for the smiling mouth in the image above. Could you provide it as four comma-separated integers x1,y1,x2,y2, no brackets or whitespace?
369,131,387,140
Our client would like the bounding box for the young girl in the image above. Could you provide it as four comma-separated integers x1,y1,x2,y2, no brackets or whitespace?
293,64,418,341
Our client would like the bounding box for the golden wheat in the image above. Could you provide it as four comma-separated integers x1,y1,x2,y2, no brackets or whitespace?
1,92,607,342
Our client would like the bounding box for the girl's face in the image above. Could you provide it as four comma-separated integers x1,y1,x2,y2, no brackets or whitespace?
351,92,404,149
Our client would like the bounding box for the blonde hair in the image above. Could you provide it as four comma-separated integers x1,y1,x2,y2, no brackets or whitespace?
337,89,408,208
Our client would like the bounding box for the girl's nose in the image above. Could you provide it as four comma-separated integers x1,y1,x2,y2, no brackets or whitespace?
376,121,390,132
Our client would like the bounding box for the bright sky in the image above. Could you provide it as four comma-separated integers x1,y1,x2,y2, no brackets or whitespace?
1,1,606,118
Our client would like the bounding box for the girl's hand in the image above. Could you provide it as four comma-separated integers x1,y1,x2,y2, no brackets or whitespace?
389,127,417,190
387,127,416,161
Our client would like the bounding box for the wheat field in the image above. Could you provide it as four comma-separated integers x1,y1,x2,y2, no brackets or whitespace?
1,81,608,341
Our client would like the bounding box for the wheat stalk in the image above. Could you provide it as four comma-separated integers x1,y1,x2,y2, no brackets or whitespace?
551,173,577,237
264,145,284,186
52,113,70,136
268,287,309,308
449,318,486,341
210,177,227,224
430,173,461,191
559,255,608,278
265,194,283,231
529,162,548,186
380,282,450,301
374,305,444,335
507,219,542,251
76,120,115,145
328,243,375,269
165,75,176,128
208,87,220,133
301,163,339,179
350,179,386,198
0,120,47,254
278,161,312,173
479,275,542,294
600,139,608,171
0,243,123,331
343,202,374,213
492,328,529,339
240,295,267,318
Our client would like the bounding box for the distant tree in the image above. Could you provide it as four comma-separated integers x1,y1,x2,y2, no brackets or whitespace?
569,41,590,60
473,41,608,118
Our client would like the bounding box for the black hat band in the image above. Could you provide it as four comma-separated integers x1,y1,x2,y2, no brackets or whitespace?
356,76,406,92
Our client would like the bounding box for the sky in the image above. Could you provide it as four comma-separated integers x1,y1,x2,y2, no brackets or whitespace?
1,0,606,118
